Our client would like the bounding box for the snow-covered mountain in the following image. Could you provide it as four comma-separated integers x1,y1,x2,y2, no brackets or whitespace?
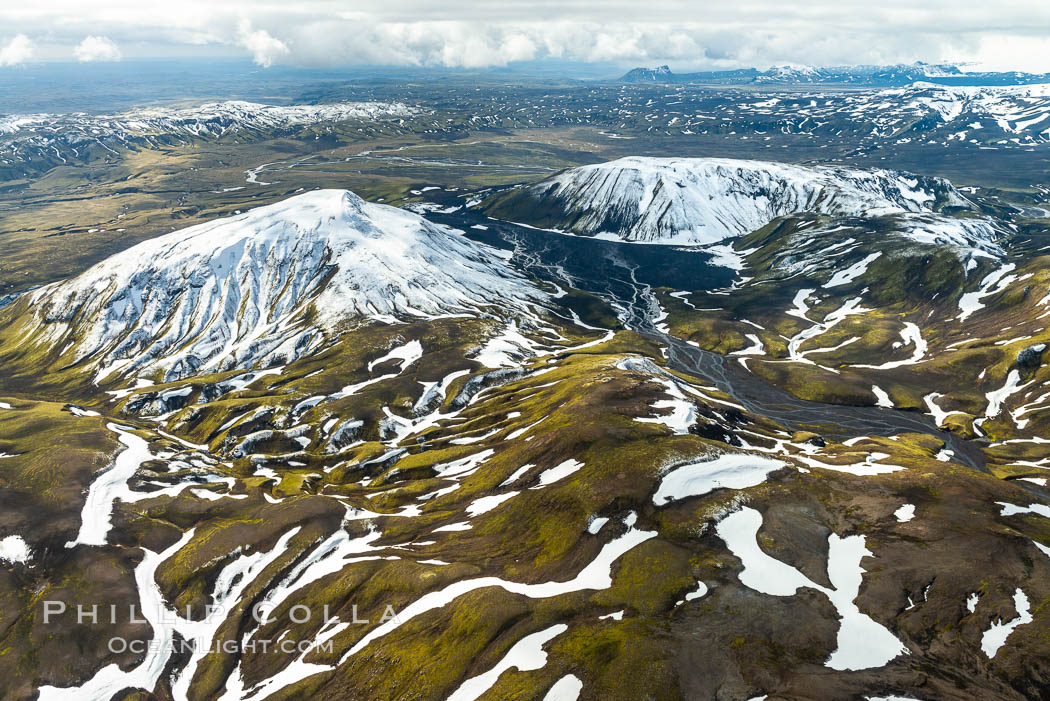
0,101,418,139
620,62,1050,87
483,157,979,244
883,82,1050,136
0,100,418,174
727,82,1050,145
23,189,546,383
619,65,677,82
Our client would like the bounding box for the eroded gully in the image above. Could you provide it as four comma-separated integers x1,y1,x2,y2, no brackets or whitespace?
437,211,988,472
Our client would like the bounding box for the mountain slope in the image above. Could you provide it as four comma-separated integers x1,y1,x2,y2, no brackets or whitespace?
481,157,982,244
13,189,547,383
4,170,1050,701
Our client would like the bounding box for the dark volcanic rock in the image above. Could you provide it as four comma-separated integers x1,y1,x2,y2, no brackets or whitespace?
1016,343,1046,369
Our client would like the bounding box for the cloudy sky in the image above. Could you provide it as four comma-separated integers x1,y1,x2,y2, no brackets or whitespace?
2,1,1050,72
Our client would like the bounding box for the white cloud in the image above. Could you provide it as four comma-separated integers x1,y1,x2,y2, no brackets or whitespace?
951,34,1050,73
74,36,122,62
0,34,35,67
237,20,290,68
0,3,1049,71
500,34,537,63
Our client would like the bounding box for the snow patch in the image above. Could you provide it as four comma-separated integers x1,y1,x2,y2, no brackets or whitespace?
717,507,907,670
872,386,894,408
980,588,1032,658
532,459,584,488
894,504,915,523
447,625,568,701
0,535,30,564
653,453,786,505
543,674,584,701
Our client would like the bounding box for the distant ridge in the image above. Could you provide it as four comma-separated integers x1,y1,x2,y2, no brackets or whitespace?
619,62,1050,87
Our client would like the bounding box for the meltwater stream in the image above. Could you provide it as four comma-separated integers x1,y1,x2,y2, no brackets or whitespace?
434,209,988,472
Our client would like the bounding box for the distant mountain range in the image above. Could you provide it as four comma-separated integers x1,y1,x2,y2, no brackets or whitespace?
620,62,1050,87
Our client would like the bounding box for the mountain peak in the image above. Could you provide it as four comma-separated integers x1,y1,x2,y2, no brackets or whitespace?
481,156,980,245
620,65,675,82
25,189,547,383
